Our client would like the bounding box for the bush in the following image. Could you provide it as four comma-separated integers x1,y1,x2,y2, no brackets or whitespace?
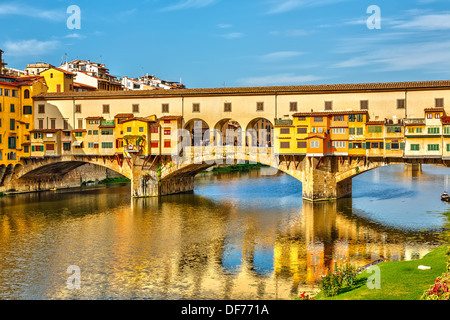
420,273,450,300
319,262,358,297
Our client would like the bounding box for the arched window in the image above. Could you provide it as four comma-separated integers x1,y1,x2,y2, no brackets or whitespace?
24,89,30,99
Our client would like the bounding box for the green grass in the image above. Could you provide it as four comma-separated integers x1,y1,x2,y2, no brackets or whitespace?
208,163,266,173
316,246,448,300
99,177,131,185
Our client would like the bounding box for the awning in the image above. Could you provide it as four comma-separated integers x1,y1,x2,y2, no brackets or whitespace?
72,141,83,147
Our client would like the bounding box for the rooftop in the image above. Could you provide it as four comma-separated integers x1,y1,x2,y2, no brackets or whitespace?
34,80,450,100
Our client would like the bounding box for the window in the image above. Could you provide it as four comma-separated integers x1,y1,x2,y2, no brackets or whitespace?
368,126,382,133
10,104,15,112
310,141,320,148
332,128,346,134
386,126,402,133
334,115,345,121
428,144,440,151
75,104,82,113
93,130,98,135
428,127,440,134
371,142,379,149
280,142,290,149
427,113,433,119
332,141,346,148
78,119,83,129
444,127,450,134
63,143,71,151
8,137,16,149
139,127,144,133
101,129,113,135
38,104,45,114
192,103,200,113
348,114,356,122
325,101,333,110
75,132,83,137
297,116,306,121
151,126,159,134
162,104,169,113
164,128,171,135
257,102,264,111
447,144,450,152
391,143,400,150
11,90,18,97
24,146,29,153
10,119,15,131
314,117,323,122
297,141,307,148
103,104,110,113
349,128,356,135
435,113,441,119
410,144,420,151
50,119,56,129
357,127,364,135
397,99,405,109
151,142,159,148
4,89,9,96
132,104,139,113
224,103,232,112
46,144,55,151
297,127,307,134
436,98,444,108
360,100,368,110
23,105,32,114
24,89,30,99
280,128,290,134
101,142,114,149
290,102,298,112
127,127,132,133
356,114,364,122
417,127,423,133
164,140,171,148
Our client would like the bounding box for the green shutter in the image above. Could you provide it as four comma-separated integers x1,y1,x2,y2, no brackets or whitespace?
400,142,405,150
32,146,35,152
349,142,353,149
386,143,391,150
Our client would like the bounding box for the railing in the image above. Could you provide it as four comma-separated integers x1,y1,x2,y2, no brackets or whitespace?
275,119,293,126
403,118,425,125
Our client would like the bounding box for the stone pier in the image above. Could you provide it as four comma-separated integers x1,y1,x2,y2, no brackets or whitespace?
300,157,352,202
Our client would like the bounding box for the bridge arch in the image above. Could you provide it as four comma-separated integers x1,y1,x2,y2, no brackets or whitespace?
245,117,274,147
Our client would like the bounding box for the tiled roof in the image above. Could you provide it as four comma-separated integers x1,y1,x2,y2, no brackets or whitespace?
159,115,182,120
34,80,450,100
424,108,445,112
114,113,134,118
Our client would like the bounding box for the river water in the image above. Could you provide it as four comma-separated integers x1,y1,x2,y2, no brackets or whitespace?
0,164,449,300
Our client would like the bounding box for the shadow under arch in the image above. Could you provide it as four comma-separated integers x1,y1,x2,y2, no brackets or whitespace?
245,117,274,148
184,118,211,146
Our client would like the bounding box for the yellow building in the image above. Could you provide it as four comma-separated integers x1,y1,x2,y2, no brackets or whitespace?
1,75,47,165
348,111,368,156
159,116,182,155
365,121,385,157
40,67,74,93
121,116,159,157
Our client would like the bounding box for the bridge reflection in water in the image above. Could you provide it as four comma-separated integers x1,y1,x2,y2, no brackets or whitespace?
0,166,446,300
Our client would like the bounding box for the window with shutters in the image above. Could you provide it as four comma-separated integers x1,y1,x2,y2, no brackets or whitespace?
297,141,307,148
280,142,290,149
290,102,298,112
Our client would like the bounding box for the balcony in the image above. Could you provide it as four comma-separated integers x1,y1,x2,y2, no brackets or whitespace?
404,118,425,126
275,119,293,126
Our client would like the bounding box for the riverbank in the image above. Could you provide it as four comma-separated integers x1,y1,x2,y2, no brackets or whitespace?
200,163,267,174
313,212,450,300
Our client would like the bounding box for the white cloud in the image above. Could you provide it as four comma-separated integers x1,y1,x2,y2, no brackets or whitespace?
220,32,244,39
3,39,60,57
392,13,450,31
265,0,348,14
161,0,217,11
0,3,65,21
217,24,232,29
260,51,304,62
238,73,324,86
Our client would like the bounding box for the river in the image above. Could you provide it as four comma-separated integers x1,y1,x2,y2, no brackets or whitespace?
0,164,448,300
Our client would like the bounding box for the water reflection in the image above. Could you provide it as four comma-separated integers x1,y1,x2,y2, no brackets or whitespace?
0,165,448,300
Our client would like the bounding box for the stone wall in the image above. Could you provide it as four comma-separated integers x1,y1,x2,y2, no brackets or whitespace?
0,163,124,194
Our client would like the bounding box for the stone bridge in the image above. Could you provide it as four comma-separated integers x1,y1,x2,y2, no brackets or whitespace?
2,147,447,201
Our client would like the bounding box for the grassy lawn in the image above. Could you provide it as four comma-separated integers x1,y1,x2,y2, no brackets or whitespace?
316,246,448,300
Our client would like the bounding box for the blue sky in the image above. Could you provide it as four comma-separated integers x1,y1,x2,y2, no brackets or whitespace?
1,0,450,88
